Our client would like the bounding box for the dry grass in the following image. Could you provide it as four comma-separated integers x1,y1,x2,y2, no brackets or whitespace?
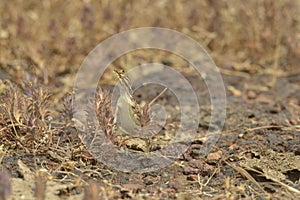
0,0,299,199
1,1,299,79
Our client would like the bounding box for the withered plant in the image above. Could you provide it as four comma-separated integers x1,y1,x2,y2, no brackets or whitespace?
1,80,52,151
83,182,100,200
34,171,47,200
62,93,74,126
94,88,115,141
113,66,152,128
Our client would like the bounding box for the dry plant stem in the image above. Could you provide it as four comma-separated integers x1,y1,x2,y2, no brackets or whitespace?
83,182,100,200
113,66,167,127
34,171,47,200
148,87,168,107
245,125,297,132
0,170,11,200
269,29,282,89
63,93,74,125
219,68,251,78
95,89,115,140
197,164,219,194
112,67,169,152
222,125,299,136
8,111,19,138
224,160,267,194
239,164,300,195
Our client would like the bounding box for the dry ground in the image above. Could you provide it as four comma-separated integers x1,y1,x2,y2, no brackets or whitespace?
0,1,300,199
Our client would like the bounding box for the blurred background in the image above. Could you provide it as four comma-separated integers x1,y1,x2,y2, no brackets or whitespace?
0,0,299,95
0,0,300,106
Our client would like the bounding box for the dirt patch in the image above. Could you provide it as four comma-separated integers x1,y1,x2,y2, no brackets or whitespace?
0,1,300,199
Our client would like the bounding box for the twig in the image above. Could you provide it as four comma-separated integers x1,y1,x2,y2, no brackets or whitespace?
219,68,251,78
224,160,267,194
245,125,297,132
148,87,168,107
269,21,283,89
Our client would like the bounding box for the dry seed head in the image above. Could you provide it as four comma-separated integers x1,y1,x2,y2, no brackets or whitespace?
113,66,162,128
95,89,115,140
63,93,74,124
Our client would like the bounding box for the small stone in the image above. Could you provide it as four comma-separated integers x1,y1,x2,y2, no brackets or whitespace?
247,90,257,99
188,159,204,169
164,188,176,193
186,175,198,181
183,165,200,175
190,144,206,158
201,163,215,176
228,86,242,96
289,117,298,125
191,149,201,157
229,143,239,150
125,138,148,152
207,150,223,164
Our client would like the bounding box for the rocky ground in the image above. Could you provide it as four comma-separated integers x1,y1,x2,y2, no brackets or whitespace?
0,1,299,199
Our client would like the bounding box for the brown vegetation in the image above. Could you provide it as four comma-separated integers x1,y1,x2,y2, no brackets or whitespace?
0,0,299,199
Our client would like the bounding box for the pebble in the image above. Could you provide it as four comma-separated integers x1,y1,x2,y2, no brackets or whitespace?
207,150,223,164
247,90,257,99
183,165,200,175
229,143,239,150
188,159,204,169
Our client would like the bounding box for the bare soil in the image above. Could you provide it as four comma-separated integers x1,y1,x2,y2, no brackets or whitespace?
0,1,299,199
